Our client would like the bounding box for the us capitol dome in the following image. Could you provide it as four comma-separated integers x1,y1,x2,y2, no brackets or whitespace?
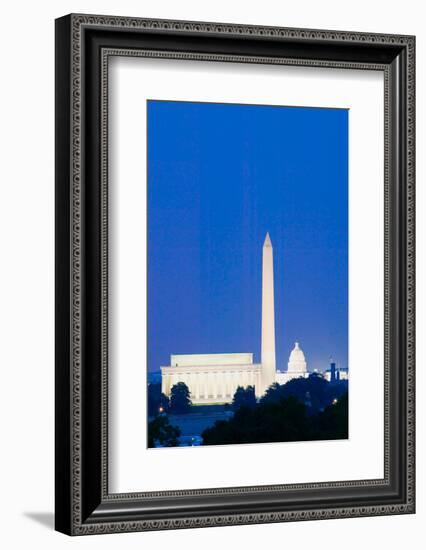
275,341,309,385
287,342,308,373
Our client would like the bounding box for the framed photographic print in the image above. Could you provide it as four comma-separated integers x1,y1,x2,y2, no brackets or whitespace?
55,14,415,535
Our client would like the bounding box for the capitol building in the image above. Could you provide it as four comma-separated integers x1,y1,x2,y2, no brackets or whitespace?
161,233,311,404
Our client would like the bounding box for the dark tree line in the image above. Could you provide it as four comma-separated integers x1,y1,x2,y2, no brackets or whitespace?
147,383,170,417
148,381,192,417
147,381,192,447
261,373,348,414
148,375,348,447
148,416,181,448
202,381,348,445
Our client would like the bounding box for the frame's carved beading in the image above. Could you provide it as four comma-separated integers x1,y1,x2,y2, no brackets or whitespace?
63,13,415,535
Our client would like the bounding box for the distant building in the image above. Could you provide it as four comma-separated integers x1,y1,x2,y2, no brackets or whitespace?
161,233,310,404
161,353,261,404
323,360,349,382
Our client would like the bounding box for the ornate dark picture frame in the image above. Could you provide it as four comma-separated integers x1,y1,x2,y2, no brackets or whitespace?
55,13,415,535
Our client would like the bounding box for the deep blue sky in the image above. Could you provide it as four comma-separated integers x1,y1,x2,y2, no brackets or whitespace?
147,100,348,374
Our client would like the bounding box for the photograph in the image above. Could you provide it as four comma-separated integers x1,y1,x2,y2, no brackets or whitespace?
146,100,349,448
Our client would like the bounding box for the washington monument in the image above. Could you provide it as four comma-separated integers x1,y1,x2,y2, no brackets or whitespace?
261,232,276,393
161,233,309,403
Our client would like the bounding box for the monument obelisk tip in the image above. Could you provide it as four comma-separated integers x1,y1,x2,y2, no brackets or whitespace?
263,232,272,248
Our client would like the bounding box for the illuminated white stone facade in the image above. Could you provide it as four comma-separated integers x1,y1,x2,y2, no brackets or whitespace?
161,353,262,404
260,232,276,393
161,234,310,404
276,342,309,385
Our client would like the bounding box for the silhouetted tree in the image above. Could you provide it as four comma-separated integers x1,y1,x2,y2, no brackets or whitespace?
232,385,257,410
170,382,192,414
148,416,181,448
147,383,170,417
